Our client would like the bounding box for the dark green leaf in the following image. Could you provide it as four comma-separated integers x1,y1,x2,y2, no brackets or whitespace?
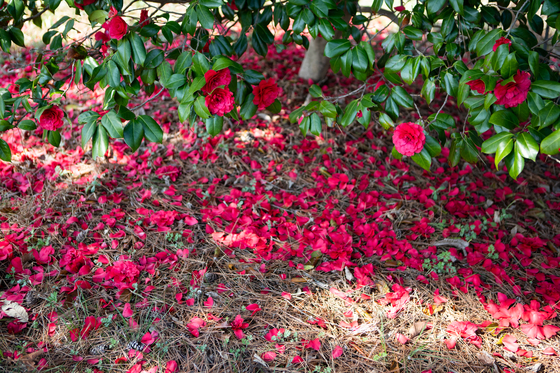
475,29,501,57
424,134,441,157
240,94,258,120
421,78,436,105
489,110,519,130
196,5,214,29
212,56,243,74
47,130,61,147
481,132,513,153
309,112,321,136
8,28,25,47
506,142,525,179
205,115,223,136
532,80,560,99
101,111,124,138
266,99,282,113
123,118,144,151
403,26,423,41
130,34,147,66
494,135,514,168
411,148,431,171
391,86,414,108
319,100,337,118
517,132,539,161
538,102,560,129
324,40,351,58
541,129,560,155
81,119,97,148
18,120,36,131
139,115,163,143
200,0,223,7
449,0,463,15
194,96,211,119
501,53,518,79
92,125,108,159
144,49,165,69
309,85,322,98
243,70,264,85
340,100,358,127
0,138,11,161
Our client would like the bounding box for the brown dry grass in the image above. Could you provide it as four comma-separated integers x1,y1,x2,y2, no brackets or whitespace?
2,114,560,372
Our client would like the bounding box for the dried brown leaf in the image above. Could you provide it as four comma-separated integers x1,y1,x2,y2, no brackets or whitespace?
408,321,429,338
476,351,494,366
1,300,28,323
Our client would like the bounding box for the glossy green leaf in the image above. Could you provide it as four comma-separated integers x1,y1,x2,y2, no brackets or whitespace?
516,132,539,161
319,100,337,118
391,87,414,108
139,115,163,143
541,129,560,155
194,95,211,119
130,34,147,66
92,125,108,159
507,142,525,179
340,100,358,127
532,80,560,99
424,134,442,157
240,94,258,120
489,110,518,130
206,115,223,136
309,113,321,136
101,111,124,138
123,119,144,151
481,132,513,153
0,138,11,161
309,85,322,98
411,148,431,171
324,40,351,58
494,135,514,168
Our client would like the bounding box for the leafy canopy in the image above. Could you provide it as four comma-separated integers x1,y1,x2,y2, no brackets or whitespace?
0,0,559,179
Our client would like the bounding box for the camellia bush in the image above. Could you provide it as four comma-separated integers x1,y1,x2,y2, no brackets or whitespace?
0,0,560,179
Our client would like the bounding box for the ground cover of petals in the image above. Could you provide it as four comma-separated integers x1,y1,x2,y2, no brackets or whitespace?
2,35,560,373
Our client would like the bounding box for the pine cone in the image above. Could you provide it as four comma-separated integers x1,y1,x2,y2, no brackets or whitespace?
89,344,106,355
126,341,145,351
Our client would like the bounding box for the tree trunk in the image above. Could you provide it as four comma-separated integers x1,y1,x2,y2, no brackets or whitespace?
298,9,398,83
298,36,331,83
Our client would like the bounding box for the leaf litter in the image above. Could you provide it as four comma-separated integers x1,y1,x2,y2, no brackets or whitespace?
0,33,559,373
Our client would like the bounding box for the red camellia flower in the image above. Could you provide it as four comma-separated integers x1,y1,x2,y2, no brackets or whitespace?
494,70,531,108
392,122,426,156
106,260,139,287
253,78,282,110
395,5,406,12
467,79,486,94
74,0,96,10
108,6,118,18
139,10,149,27
202,69,231,94
205,88,234,116
104,16,128,40
493,37,512,51
95,31,110,43
38,106,64,131
230,315,249,339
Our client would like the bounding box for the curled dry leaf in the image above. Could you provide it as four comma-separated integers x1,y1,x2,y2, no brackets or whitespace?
20,350,45,365
1,300,28,323
429,238,469,250
475,351,495,366
253,353,269,368
344,267,355,281
408,321,431,338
